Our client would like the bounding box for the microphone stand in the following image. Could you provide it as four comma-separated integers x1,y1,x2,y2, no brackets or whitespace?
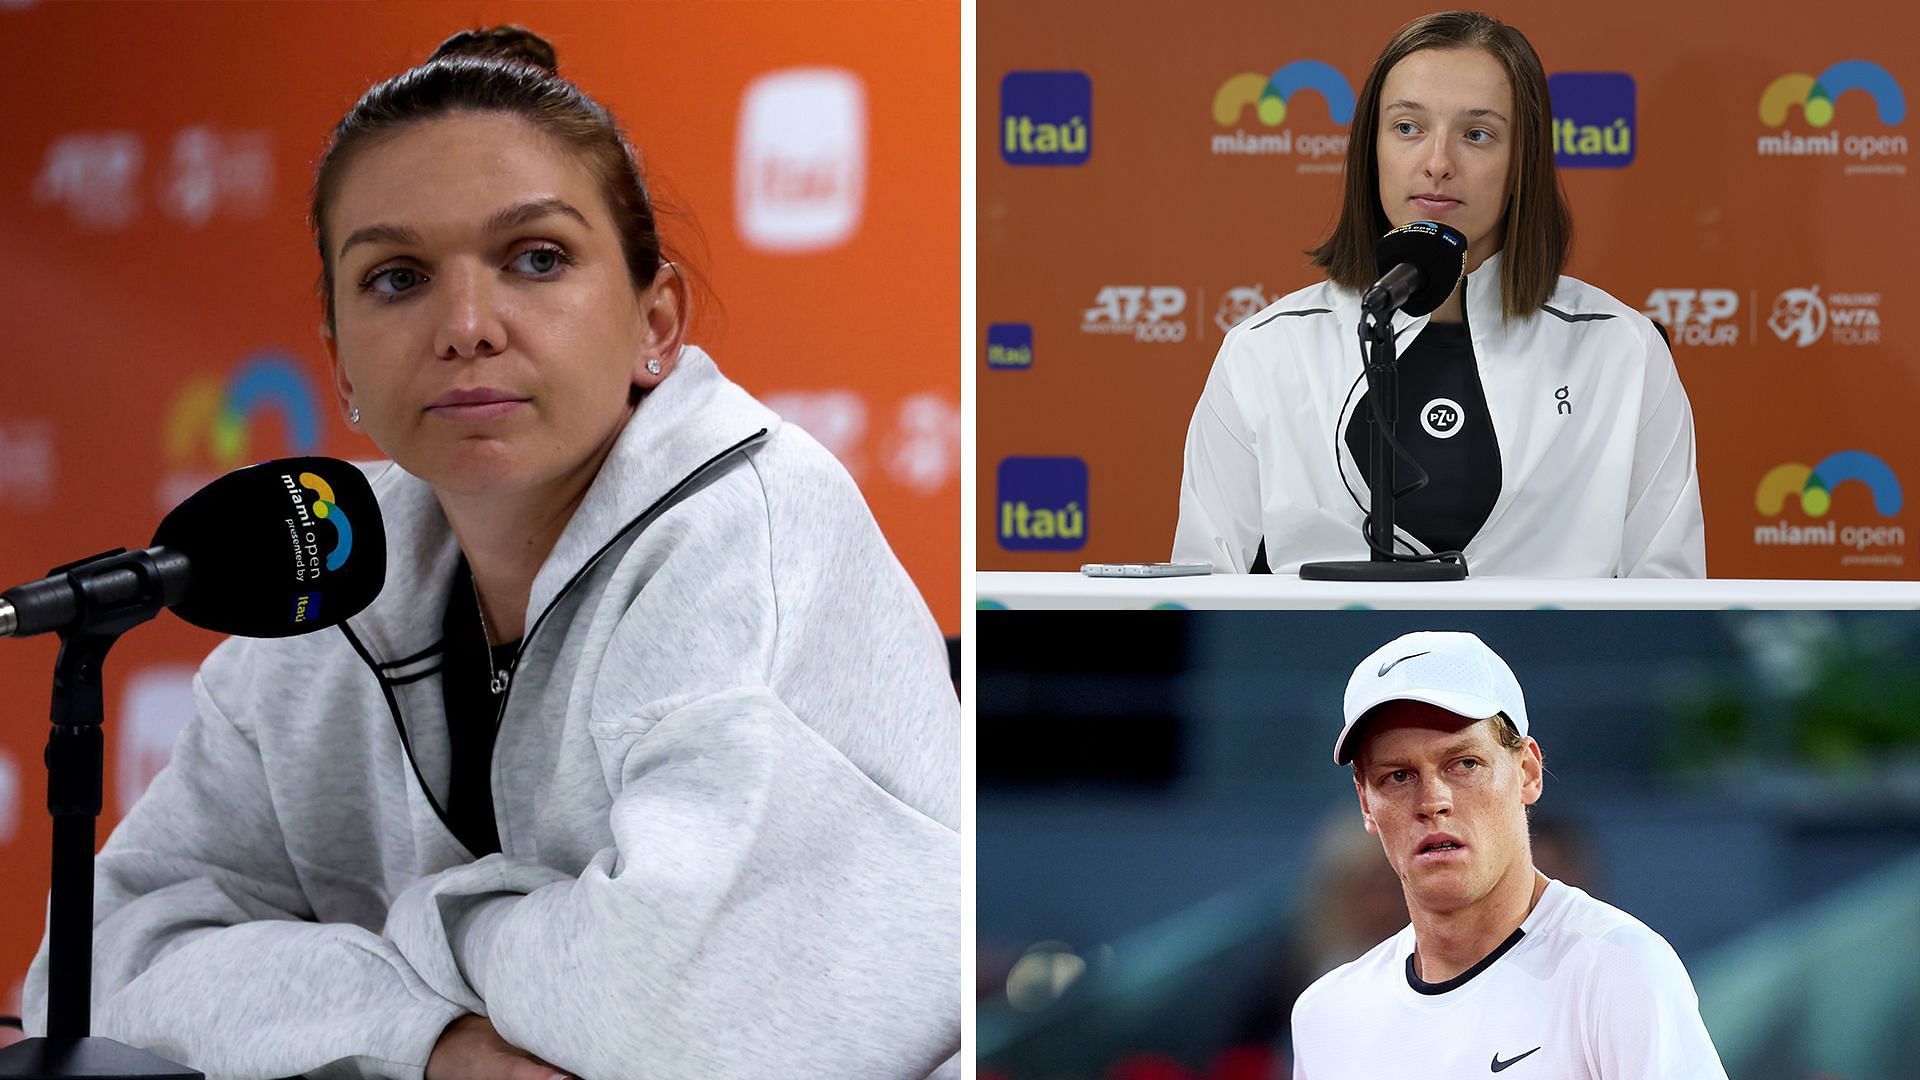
0,550,201,1078
1300,309,1467,582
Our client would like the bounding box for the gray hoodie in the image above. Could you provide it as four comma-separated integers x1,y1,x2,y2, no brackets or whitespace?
23,347,961,1079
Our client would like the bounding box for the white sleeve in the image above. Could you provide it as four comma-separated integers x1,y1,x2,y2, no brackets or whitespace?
1174,334,1265,571
1587,929,1730,1079
1620,319,1706,577
23,657,463,1080
380,685,960,1080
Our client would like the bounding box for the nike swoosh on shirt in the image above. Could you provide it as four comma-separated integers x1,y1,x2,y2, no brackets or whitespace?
1378,651,1430,677
1491,1047,1541,1072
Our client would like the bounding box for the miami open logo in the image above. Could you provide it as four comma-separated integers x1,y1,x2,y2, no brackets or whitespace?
1757,60,1908,173
1754,450,1906,566
1211,60,1353,168
161,351,321,507
282,470,354,590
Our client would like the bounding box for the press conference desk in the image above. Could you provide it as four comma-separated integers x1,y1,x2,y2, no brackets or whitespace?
975,572,1920,610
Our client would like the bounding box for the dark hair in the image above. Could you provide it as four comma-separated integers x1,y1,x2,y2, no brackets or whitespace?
1308,11,1571,321
310,26,666,332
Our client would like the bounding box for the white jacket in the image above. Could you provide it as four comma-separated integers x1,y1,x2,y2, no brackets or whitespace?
1173,252,1706,577
24,347,960,1079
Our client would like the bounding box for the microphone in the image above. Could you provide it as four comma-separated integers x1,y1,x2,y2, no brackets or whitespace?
0,457,386,639
1361,220,1469,318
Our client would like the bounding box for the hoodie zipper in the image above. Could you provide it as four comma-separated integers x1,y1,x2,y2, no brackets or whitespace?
344,427,771,844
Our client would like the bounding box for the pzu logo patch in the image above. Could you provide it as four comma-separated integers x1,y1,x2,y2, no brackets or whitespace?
1421,397,1464,439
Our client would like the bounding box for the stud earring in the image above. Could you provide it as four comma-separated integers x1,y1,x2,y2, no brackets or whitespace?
348,406,361,425
646,357,662,376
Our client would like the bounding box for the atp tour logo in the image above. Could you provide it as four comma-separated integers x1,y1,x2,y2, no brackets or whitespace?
1214,285,1275,334
1754,450,1906,567
987,323,1034,369
283,470,355,586
1001,71,1091,166
1768,286,1881,347
1642,290,1740,347
1211,60,1354,171
1083,286,1189,343
997,456,1087,551
1757,60,1908,173
161,351,321,508
1548,72,1635,168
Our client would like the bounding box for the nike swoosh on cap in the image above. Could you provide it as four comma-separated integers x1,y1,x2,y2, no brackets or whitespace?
1377,651,1430,677
1490,1047,1541,1072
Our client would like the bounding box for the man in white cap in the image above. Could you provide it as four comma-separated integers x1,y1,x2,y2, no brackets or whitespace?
1288,631,1728,1079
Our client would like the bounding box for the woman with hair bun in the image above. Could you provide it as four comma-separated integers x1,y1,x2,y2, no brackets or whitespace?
1174,11,1704,578
24,26,959,1080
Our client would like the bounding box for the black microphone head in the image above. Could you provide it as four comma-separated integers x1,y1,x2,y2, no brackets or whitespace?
1376,220,1469,317
151,457,387,637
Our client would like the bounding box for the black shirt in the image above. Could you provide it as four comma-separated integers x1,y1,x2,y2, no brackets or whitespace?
440,557,515,857
1343,319,1503,554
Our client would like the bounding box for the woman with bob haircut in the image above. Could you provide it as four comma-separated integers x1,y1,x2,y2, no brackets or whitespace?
23,26,959,1080
1174,10,1704,578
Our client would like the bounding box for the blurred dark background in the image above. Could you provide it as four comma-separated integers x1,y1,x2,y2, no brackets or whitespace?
977,610,1920,1080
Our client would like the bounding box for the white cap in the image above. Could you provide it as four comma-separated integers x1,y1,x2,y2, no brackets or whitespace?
1337,631,1527,765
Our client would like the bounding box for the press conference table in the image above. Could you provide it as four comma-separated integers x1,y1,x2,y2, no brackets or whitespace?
976,572,1920,609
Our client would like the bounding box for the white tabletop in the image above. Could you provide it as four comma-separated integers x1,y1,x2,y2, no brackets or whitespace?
975,572,1920,610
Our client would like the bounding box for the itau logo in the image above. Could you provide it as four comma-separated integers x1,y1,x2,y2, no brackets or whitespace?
997,456,1087,551
735,67,868,252
1757,60,1908,173
0,746,18,845
116,665,198,817
1211,60,1354,170
1754,450,1906,567
1001,71,1092,166
987,323,1034,369
1548,72,1636,168
1768,286,1881,347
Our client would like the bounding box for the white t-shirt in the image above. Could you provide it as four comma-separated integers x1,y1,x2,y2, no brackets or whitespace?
1290,880,1728,1079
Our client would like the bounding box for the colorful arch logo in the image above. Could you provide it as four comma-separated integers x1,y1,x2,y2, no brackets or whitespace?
1759,61,1906,127
1213,61,1355,127
299,471,354,570
1755,451,1903,518
166,352,321,468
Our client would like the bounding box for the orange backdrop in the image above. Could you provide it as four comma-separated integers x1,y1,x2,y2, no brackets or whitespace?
0,0,956,1015
980,0,1916,579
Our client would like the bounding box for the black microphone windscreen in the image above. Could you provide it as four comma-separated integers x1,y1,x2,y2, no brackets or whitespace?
1376,221,1469,318
150,457,387,638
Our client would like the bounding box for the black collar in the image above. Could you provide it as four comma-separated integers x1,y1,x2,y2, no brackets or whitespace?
1405,927,1527,995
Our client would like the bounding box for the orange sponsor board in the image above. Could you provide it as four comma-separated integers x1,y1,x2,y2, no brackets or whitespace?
979,0,1915,578
0,0,955,1010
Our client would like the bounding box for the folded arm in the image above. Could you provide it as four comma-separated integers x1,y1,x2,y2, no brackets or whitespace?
24,656,463,1080
383,686,961,1080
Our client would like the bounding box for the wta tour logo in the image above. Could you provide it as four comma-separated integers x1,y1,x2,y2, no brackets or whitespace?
1757,60,1907,174
161,351,321,507
1754,450,1906,567
1211,60,1353,170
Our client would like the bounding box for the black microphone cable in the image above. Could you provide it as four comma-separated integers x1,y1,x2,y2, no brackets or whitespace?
1340,316,1469,572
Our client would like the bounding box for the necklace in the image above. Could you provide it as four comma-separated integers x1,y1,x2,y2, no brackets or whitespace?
470,574,511,695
